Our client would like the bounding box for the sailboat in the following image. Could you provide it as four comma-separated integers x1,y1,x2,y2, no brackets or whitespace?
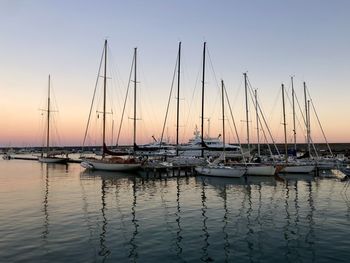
195,79,246,178
38,75,69,164
242,73,276,176
279,83,315,173
81,40,141,171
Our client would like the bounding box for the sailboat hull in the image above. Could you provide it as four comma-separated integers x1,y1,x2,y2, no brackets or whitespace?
38,157,68,164
246,165,276,176
81,159,141,171
195,166,246,178
280,164,315,173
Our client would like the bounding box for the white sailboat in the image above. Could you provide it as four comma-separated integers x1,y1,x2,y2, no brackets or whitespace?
38,75,68,164
280,162,315,173
246,163,276,176
242,73,276,176
81,40,141,171
195,165,246,178
195,70,246,178
278,83,315,174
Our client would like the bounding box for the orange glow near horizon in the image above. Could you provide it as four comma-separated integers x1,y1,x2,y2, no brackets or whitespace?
1,107,350,147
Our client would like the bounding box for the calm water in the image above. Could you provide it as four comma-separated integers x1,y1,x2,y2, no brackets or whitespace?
1,159,350,262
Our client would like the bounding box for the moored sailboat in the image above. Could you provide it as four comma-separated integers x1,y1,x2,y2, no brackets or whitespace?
38,75,68,164
195,76,246,178
81,40,141,171
242,73,276,176
278,83,315,173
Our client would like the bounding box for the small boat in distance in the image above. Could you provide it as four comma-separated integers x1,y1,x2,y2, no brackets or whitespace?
38,75,68,164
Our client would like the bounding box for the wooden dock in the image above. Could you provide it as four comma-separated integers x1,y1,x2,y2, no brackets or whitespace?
5,155,82,163
3,155,197,176
141,163,197,178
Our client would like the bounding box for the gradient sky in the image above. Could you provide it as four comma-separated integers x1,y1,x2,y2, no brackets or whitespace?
1,0,349,147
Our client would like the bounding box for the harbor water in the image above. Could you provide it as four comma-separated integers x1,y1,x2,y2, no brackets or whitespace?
1,158,350,262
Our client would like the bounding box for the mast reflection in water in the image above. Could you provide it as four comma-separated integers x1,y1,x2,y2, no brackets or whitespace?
1,161,350,262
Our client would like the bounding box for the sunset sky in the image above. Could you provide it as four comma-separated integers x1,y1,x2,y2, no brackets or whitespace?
1,0,349,147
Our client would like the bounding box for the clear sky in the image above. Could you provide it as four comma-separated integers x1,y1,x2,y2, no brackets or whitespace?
1,0,349,147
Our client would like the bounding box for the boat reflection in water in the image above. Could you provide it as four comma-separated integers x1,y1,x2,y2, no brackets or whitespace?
41,165,50,248
75,170,348,262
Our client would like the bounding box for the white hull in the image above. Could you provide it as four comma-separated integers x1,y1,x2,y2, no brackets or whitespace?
246,165,276,176
280,165,315,174
316,162,337,170
81,159,141,171
38,157,68,163
195,166,246,178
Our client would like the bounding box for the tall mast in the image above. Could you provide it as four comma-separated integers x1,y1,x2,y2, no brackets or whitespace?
291,76,297,152
102,39,107,158
46,74,51,155
111,119,114,146
255,89,260,156
133,47,137,152
307,100,311,155
201,42,206,158
282,83,288,163
176,42,181,156
303,81,310,154
221,80,226,162
244,72,250,158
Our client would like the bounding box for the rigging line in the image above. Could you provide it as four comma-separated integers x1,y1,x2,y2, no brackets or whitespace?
106,48,118,118
294,89,307,130
46,85,61,146
284,84,299,144
138,57,158,135
107,72,119,144
231,76,244,111
226,118,238,143
159,50,179,147
258,109,275,160
306,87,333,157
108,46,130,140
177,47,188,143
116,52,135,146
288,87,305,139
294,89,319,157
206,48,220,90
51,116,59,147
82,44,105,147
291,91,318,157
246,79,274,158
268,84,282,124
223,83,246,165
183,58,201,140
132,62,159,143
40,114,46,148
108,46,127,107
247,78,280,156
285,82,311,149
50,83,60,114
247,76,275,162
206,48,221,120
